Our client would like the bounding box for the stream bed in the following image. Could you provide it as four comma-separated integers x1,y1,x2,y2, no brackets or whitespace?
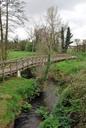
14,81,58,128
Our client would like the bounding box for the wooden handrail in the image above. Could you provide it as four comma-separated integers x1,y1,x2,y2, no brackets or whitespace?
0,54,76,78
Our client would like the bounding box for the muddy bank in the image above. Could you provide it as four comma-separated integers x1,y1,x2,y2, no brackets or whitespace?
6,122,14,128
14,81,58,128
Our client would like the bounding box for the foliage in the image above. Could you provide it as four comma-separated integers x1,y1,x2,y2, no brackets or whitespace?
25,42,34,52
18,40,27,51
39,52,86,128
61,27,73,53
0,0,27,60
39,115,59,128
17,79,40,100
0,78,40,128
51,52,86,75
22,102,32,112
36,106,49,120
34,6,61,54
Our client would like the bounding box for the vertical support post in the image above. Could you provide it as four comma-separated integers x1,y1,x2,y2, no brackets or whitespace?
26,59,29,68
42,56,45,66
22,59,24,69
10,62,12,76
30,57,33,66
27,59,29,68
2,62,5,81
16,60,18,72
31,57,33,66
17,70,21,78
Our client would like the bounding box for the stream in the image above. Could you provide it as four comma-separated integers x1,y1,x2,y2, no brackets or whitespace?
14,81,58,128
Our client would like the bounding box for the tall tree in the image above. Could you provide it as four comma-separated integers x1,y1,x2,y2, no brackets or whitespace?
61,26,73,53
46,6,61,51
5,0,9,59
43,6,62,80
0,0,27,60
61,27,65,53
33,7,61,80
0,0,4,60
65,27,73,51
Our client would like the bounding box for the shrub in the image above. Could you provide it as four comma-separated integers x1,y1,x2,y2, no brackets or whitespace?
25,42,33,52
36,106,49,120
0,78,40,128
39,115,59,128
22,102,32,112
53,104,72,128
16,79,40,100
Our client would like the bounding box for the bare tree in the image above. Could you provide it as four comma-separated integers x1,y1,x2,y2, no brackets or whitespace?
0,0,4,60
0,0,27,60
45,6,61,79
46,6,61,51
4,0,9,59
34,6,61,53
33,7,61,80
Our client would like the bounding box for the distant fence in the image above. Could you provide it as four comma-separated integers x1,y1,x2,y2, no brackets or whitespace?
69,43,86,52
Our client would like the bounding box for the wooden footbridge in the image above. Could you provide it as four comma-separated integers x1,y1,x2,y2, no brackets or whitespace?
0,54,76,78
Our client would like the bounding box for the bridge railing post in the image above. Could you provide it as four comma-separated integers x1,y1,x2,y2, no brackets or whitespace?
26,58,29,68
31,57,34,66
2,62,5,80
10,62,12,76
22,59,24,69
16,60,18,73
17,70,21,78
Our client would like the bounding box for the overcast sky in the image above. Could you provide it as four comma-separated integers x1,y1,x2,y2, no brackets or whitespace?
15,0,86,40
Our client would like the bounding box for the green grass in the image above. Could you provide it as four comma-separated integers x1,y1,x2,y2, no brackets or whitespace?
39,52,86,128
0,78,39,128
51,52,86,75
8,51,35,60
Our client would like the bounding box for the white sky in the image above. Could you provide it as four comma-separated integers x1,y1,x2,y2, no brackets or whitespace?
13,0,86,40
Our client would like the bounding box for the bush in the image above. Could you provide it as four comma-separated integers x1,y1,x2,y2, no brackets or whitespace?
25,42,33,52
19,40,26,51
16,79,40,100
22,102,32,112
36,106,49,120
0,78,40,128
39,115,59,128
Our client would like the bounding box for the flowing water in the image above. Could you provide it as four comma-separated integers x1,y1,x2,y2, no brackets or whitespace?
14,81,58,128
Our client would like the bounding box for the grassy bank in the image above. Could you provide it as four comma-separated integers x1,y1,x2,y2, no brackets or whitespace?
8,51,35,60
0,78,39,128
39,52,86,128
51,52,86,75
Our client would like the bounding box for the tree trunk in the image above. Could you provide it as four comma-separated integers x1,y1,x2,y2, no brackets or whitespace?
44,45,51,81
5,0,9,60
61,27,65,53
0,3,4,60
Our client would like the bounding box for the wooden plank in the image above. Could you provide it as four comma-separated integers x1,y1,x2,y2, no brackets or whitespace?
0,55,76,77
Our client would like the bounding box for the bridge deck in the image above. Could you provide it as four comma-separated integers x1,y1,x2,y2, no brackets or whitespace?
0,54,76,78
